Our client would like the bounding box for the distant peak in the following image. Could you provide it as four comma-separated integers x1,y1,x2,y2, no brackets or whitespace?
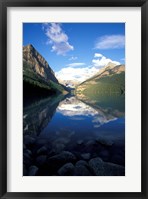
105,62,117,68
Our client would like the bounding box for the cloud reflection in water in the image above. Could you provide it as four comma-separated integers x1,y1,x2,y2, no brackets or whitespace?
57,97,119,128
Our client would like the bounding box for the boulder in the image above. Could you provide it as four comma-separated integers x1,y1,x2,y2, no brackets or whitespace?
111,154,125,166
36,155,47,166
23,152,32,167
35,139,48,148
53,143,65,153
24,135,35,145
89,157,125,176
98,150,109,161
105,162,125,176
75,160,88,167
74,165,91,176
96,137,113,146
58,163,75,176
28,165,38,176
47,151,76,171
77,140,83,145
89,157,104,176
85,140,95,147
25,149,32,156
37,146,48,155
81,153,91,160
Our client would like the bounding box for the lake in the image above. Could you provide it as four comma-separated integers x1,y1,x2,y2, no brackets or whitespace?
23,94,125,176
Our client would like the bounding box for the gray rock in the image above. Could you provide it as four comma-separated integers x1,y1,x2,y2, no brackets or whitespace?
28,165,38,176
35,139,47,147
75,160,88,167
103,162,125,176
74,165,91,176
89,157,125,176
24,135,35,145
99,150,109,157
111,154,124,165
85,140,95,146
36,155,47,166
23,151,32,167
25,149,32,156
47,151,76,171
96,137,113,146
81,153,91,160
89,157,104,175
23,152,31,160
54,137,70,145
58,163,75,176
77,140,83,145
37,146,47,155
99,150,109,161
48,151,76,162
53,143,65,153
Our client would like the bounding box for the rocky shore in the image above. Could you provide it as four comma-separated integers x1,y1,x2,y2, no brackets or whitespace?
23,135,125,176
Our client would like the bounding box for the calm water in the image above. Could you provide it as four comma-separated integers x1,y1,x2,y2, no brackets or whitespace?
23,94,125,176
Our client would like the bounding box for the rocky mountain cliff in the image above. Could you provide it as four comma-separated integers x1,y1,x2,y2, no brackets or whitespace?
23,44,58,83
23,44,68,96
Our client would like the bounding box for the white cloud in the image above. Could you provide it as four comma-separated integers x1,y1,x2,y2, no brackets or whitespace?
95,35,125,49
92,54,120,68
56,66,98,83
56,53,120,83
66,62,85,67
42,23,74,55
94,53,103,58
51,42,73,55
69,56,78,61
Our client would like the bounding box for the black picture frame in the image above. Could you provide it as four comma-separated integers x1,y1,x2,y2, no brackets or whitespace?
0,0,147,198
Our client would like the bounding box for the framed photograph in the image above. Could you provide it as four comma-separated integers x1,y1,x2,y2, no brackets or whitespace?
0,0,147,198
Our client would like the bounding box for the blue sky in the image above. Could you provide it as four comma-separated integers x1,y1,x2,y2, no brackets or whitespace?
23,23,125,82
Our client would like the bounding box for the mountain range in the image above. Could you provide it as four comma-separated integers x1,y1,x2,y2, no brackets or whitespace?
23,44,125,99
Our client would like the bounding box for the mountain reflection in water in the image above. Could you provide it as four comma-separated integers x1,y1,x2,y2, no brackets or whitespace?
23,94,125,176
57,96,122,127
